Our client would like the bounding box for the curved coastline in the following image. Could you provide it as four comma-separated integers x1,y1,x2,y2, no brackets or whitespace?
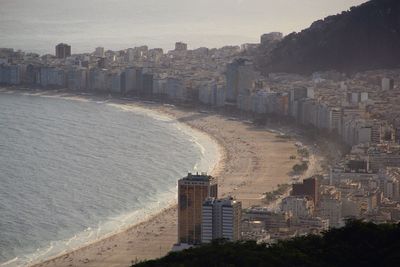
0,89,223,267
0,88,323,267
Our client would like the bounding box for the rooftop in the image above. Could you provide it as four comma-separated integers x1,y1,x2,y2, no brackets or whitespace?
181,172,214,182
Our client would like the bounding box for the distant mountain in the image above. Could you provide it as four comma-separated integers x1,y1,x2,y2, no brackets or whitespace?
258,0,400,74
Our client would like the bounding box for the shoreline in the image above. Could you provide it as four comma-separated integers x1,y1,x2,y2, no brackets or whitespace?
0,88,225,267
0,88,323,267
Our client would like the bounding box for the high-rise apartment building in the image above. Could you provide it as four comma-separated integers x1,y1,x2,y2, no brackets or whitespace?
121,67,142,95
201,197,242,243
55,43,71,59
178,172,217,244
329,107,342,133
175,42,188,51
94,47,105,57
291,177,319,205
225,58,257,103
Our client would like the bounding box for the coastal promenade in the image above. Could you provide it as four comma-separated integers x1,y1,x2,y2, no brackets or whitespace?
26,90,323,267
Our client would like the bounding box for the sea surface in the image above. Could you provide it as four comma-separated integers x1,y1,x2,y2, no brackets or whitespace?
0,91,219,266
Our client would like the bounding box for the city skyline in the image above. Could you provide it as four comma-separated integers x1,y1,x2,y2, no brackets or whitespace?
1,0,400,265
0,0,367,54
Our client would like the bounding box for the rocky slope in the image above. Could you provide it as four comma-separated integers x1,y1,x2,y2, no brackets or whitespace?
259,0,400,74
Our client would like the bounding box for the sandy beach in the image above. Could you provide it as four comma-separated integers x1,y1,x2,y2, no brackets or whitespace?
18,90,324,267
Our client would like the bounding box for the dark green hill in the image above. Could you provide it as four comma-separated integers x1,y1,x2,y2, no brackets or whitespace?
133,221,400,267
258,0,400,74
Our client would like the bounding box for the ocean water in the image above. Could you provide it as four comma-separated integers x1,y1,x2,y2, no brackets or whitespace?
0,91,219,266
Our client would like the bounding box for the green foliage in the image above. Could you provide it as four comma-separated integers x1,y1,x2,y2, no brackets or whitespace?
297,148,310,158
133,221,400,267
292,162,309,174
276,134,292,140
258,0,400,74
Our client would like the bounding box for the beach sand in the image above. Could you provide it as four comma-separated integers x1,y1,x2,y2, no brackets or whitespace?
28,97,323,267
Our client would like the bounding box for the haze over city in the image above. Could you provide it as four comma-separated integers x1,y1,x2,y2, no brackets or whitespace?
1,0,400,266
0,0,367,53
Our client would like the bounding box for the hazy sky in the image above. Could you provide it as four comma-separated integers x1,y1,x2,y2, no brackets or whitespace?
0,0,368,53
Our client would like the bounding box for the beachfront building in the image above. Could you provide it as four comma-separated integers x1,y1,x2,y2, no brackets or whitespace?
201,196,242,243
225,58,257,103
37,66,66,88
67,67,87,91
166,77,186,101
121,67,142,95
0,64,21,85
88,68,107,92
178,172,218,245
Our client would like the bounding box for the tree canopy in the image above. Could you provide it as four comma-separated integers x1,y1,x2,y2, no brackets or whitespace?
134,220,400,267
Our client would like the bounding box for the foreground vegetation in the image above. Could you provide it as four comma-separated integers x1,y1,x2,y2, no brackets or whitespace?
134,221,400,267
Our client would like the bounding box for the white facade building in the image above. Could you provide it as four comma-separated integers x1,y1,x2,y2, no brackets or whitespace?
67,68,87,91
38,67,65,87
382,77,394,91
281,196,315,218
201,197,242,243
166,77,186,101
